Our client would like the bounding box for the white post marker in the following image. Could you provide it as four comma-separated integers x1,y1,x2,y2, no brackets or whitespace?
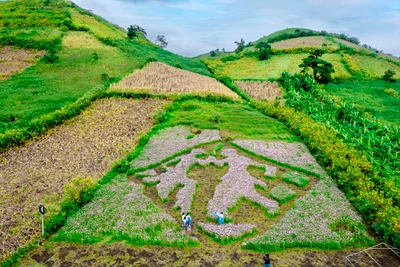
38,204,46,236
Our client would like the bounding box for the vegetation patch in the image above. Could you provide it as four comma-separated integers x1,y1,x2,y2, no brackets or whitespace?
352,55,400,79
165,100,296,141
269,185,297,204
323,79,400,126
245,179,373,251
130,125,221,170
197,223,256,243
0,46,45,81
232,140,325,176
282,172,310,188
54,175,197,247
197,148,279,218
0,98,163,260
234,81,281,101
272,36,337,49
110,62,238,99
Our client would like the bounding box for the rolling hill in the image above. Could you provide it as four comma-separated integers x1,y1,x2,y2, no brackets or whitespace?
0,1,399,266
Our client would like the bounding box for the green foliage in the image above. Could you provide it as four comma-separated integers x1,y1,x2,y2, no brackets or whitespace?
197,225,257,244
249,92,400,247
63,177,96,203
164,100,295,141
269,185,296,204
210,143,223,157
324,80,400,126
127,24,146,39
382,70,396,82
255,42,272,61
234,38,245,53
384,88,399,97
41,48,59,63
282,172,310,188
299,50,335,84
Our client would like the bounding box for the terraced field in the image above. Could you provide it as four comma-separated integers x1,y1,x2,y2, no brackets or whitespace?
272,36,337,49
0,98,166,260
110,62,238,99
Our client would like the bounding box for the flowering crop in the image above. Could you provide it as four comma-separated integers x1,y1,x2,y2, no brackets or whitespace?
197,148,279,217
0,98,164,259
55,175,195,246
269,185,297,204
142,149,206,212
282,172,310,188
131,125,220,170
245,178,372,251
198,222,256,240
272,36,337,50
232,140,326,176
0,46,45,81
110,62,239,99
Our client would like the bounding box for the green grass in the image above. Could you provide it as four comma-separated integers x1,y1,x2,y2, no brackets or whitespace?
206,53,351,80
165,100,296,141
324,79,400,126
282,172,310,188
352,55,400,79
0,33,212,135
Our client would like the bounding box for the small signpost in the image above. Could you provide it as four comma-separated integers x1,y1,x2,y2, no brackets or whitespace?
38,204,46,236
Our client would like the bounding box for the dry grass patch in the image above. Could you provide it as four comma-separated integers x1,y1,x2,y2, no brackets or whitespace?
0,46,45,81
110,62,239,99
235,81,281,101
0,98,167,260
272,36,337,49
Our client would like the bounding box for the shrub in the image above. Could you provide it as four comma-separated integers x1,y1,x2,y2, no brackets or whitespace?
282,172,310,188
384,88,398,97
63,177,96,203
382,70,396,82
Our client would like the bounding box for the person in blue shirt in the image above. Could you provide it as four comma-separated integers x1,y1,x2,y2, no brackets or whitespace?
186,213,192,228
215,211,224,225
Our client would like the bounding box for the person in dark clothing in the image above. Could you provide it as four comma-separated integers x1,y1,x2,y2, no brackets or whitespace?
263,253,271,267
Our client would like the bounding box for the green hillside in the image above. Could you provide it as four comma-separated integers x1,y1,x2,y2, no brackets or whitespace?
0,0,212,150
1,1,399,266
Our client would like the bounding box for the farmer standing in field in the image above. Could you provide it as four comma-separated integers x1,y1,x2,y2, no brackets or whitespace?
214,211,224,224
186,213,192,228
263,253,271,267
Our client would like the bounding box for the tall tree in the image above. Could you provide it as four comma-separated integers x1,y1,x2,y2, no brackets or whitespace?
155,35,168,48
127,25,147,39
255,42,271,61
234,38,245,53
299,50,335,84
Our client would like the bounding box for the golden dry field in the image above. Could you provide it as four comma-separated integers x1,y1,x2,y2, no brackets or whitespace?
0,98,167,260
235,81,282,100
0,46,45,81
272,36,337,49
110,62,239,99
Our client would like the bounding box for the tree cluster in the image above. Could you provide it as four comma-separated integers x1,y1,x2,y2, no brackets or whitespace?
255,42,271,61
299,50,335,84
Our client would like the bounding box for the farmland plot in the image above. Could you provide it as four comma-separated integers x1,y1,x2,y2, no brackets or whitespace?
235,81,281,101
110,62,238,99
0,46,45,81
0,98,166,260
272,36,337,49
129,128,370,248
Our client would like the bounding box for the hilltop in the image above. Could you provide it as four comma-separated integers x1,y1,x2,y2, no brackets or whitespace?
0,1,399,266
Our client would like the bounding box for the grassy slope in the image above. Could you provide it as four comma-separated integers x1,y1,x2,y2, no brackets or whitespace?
165,100,297,141
206,53,350,80
324,80,400,126
253,28,314,45
0,0,212,135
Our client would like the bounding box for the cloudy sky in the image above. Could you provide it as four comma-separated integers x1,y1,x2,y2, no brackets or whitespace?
72,0,400,57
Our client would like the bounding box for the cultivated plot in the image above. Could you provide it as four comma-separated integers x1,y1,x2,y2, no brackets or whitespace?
0,46,45,81
352,55,400,79
272,36,337,49
235,81,281,101
110,62,239,99
0,98,166,260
